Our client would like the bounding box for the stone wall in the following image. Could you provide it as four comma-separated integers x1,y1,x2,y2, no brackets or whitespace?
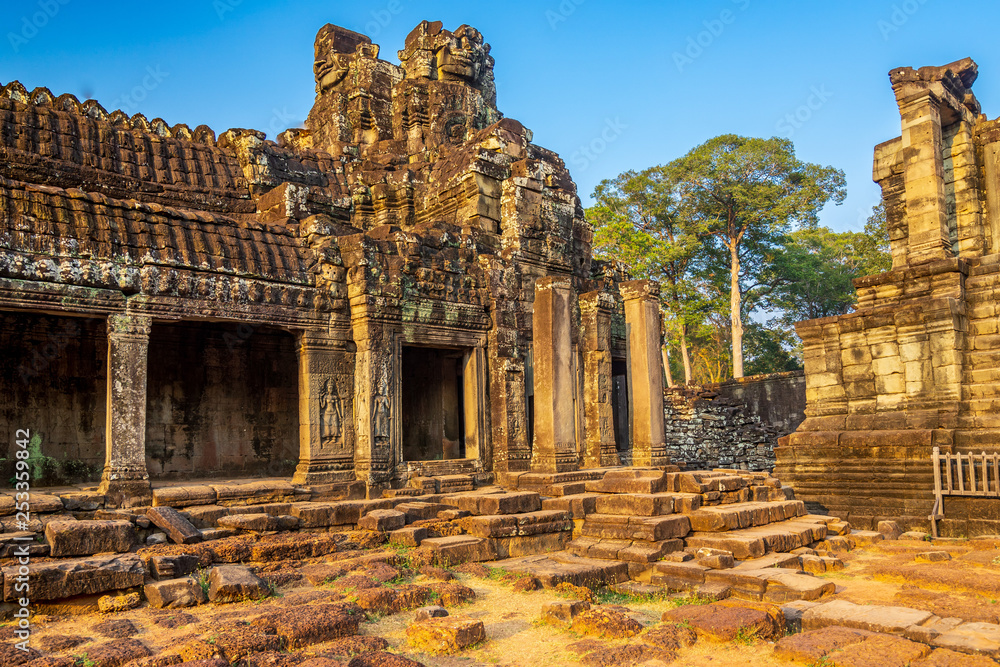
0,312,107,483
663,382,794,473
716,371,806,436
775,58,1000,535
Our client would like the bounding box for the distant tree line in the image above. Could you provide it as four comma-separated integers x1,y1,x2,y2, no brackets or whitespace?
586,134,890,384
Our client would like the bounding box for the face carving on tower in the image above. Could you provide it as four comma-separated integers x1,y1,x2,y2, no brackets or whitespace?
312,24,375,94
437,25,490,84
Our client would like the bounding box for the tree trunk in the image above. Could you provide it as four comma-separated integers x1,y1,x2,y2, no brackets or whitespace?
679,322,693,384
662,347,674,388
729,242,744,378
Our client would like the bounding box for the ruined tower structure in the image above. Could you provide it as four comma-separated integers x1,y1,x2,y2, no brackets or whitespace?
0,21,668,505
775,58,1000,536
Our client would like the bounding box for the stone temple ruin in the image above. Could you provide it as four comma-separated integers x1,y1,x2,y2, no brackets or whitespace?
0,20,671,507
5,27,1000,667
776,58,1000,537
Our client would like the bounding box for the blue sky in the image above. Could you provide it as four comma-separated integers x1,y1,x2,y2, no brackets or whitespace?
3,0,998,233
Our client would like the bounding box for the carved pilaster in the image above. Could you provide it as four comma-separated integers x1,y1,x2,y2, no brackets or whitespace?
580,290,619,468
99,313,152,507
293,330,356,484
621,280,669,468
531,276,579,473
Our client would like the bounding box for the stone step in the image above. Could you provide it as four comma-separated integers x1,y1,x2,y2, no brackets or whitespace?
686,500,806,532
442,491,542,516
490,551,630,588
580,513,691,542
592,493,676,516
585,469,671,494
457,510,573,538
497,470,605,489
798,599,1000,657
684,519,830,559
568,536,684,563
649,560,833,603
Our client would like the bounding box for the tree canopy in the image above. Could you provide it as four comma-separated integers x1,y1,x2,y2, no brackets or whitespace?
586,135,890,384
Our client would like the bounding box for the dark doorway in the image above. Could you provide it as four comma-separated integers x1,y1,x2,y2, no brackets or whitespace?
401,346,466,461
611,358,630,455
145,321,298,479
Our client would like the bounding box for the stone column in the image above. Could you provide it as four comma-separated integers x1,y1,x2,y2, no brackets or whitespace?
99,313,152,507
531,276,578,473
292,330,356,485
352,320,397,495
580,291,618,468
621,281,669,467
898,91,952,265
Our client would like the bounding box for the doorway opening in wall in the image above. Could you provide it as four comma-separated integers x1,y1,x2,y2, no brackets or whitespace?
401,345,474,462
145,321,299,481
611,357,631,461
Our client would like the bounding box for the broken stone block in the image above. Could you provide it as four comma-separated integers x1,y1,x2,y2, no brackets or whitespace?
144,553,202,580
45,519,137,557
448,492,541,516
437,509,471,520
146,532,167,546
878,520,904,540
406,616,486,654
900,531,931,541
663,600,785,641
207,565,270,603
414,605,449,622
146,507,203,544
60,492,104,511
98,591,142,613
593,494,673,516
571,607,643,638
801,599,935,634
389,526,427,547
2,553,144,601
696,547,735,570
153,485,217,507
774,625,875,662
541,599,590,623
915,550,952,562
216,513,299,532
357,509,406,532
144,576,207,609
421,535,496,565
181,505,231,528
932,622,1000,658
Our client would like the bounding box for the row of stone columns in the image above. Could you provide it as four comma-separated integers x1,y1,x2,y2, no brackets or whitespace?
97,314,356,507
529,277,668,473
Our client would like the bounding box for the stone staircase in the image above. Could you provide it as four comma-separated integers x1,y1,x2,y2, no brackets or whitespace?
489,468,882,602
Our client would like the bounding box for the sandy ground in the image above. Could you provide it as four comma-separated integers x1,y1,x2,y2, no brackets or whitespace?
8,536,1000,667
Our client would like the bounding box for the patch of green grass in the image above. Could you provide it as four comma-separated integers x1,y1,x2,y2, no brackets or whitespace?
664,592,714,608
195,568,211,598
806,656,835,667
593,587,668,605
74,654,96,667
734,626,761,646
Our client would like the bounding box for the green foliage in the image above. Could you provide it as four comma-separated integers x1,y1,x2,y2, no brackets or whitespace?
734,626,762,645
806,656,836,667
665,592,714,608
196,569,211,598
593,586,668,605
588,134,847,381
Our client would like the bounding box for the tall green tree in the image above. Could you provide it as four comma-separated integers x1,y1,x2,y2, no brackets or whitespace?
671,135,846,378
765,204,892,326
587,166,705,384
